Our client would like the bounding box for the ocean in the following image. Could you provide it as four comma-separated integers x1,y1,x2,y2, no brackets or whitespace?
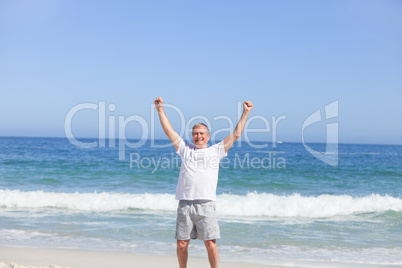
0,137,401,267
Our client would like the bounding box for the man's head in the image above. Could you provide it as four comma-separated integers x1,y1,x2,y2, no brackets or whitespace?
192,123,210,149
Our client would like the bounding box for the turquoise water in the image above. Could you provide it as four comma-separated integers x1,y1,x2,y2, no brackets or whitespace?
0,137,401,267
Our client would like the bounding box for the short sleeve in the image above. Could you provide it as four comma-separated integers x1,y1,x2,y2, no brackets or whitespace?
213,141,228,160
176,139,187,157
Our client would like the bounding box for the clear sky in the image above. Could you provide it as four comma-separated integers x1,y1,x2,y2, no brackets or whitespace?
1,0,401,145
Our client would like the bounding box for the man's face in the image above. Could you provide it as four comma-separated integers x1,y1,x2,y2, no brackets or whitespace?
192,126,210,149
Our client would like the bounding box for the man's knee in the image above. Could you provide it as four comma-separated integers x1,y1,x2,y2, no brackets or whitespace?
204,239,217,251
177,239,190,250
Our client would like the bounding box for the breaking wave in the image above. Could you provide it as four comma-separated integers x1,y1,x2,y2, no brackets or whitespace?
1,190,401,218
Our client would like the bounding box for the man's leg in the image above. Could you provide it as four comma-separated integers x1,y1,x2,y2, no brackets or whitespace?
204,239,219,268
177,239,190,268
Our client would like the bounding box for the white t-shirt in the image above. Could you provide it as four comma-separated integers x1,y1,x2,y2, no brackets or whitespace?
175,139,227,201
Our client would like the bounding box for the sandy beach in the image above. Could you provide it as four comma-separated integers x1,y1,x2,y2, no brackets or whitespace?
0,247,281,268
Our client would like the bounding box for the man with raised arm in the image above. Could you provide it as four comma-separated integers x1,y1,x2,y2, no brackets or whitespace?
154,97,253,268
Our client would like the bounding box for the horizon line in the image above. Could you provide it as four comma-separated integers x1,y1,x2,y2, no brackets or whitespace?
1,135,401,147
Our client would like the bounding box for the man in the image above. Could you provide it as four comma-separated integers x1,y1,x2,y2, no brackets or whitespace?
154,97,253,268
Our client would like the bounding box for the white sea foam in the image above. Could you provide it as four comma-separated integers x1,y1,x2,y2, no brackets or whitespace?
0,190,401,218
0,190,176,212
219,244,402,267
1,228,401,266
217,192,402,218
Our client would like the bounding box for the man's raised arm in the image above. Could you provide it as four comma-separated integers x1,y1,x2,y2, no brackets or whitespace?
154,97,182,151
222,100,254,152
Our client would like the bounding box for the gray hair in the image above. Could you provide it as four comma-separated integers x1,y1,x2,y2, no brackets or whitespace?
192,123,210,135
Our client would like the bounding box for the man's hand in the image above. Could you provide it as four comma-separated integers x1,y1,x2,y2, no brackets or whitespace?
153,97,182,150
243,100,254,113
154,97,163,110
222,100,253,152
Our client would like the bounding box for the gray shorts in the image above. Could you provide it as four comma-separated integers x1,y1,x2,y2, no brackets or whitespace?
175,200,220,241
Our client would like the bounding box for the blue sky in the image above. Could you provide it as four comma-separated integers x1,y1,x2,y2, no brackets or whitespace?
1,0,401,145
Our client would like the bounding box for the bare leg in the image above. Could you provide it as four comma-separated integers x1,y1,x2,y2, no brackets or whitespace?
204,239,219,268
177,239,190,268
